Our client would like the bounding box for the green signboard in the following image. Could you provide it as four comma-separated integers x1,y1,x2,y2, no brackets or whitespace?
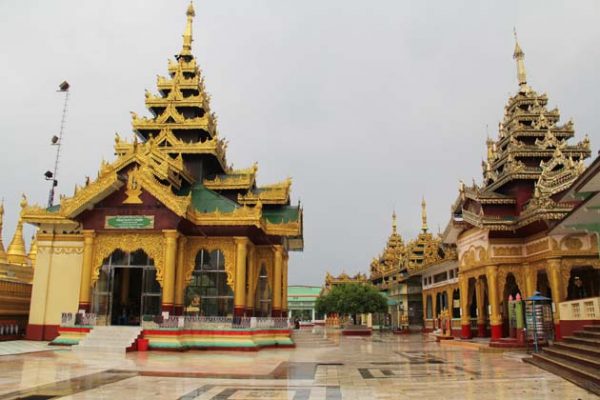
105,215,154,229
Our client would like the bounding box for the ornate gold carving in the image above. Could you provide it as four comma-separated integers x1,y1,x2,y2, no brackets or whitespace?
123,167,143,204
183,237,236,288
91,233,165,287
187,205,262,227
525,239,548,255
562,235,584,251
37,246,83,255
493,246,523,257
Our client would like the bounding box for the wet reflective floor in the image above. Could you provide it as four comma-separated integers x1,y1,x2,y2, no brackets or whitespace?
0,330,596,399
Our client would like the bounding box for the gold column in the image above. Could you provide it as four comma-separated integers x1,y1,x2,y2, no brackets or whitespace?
272,245,283,316
245,246,256,315
174,237,187,314
78,230,95,311
234,237,249,316
486,265,502,339
162,230,179,313
459,275,471,337
475,278,485,325
282,253,289,315
547,259,563,325
524,263,536,298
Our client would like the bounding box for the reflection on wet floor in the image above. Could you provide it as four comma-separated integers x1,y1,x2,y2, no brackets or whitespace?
0,370,137,400
0,328,597,400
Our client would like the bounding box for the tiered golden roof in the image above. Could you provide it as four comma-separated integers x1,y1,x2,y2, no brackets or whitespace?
324,271,369,291
369,212,405,279
453,36,591,232
19,3,303,245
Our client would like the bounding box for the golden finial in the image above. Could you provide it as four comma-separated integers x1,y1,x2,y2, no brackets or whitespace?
513,28,528,91
421,197,428,232
392,210,397,234
7,195,28,266
0,199,6,262
28,233,37,268
181,1,195,56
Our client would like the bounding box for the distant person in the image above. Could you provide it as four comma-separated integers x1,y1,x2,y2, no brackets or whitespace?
570,276,588,299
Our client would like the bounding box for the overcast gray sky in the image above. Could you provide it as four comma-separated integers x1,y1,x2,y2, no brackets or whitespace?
1,1,599,286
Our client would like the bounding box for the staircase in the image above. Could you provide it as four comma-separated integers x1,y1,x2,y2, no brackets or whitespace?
525,325,600,395
72,326,142,356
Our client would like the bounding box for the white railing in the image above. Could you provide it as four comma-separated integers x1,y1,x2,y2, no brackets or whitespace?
61,312,97,327
142,315,291,330
559,297,600,321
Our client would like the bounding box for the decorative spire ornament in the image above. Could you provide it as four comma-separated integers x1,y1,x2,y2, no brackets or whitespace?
0,200,6,262
392,211,397,234
7,195,28,266
513,29,528,92
421,197,428,232
180,1,195,57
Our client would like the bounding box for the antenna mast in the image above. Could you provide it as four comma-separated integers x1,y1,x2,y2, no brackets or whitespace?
45,81,70,208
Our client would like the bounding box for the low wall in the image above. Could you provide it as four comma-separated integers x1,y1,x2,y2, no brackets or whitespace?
49,326,294,351
143,328,294,351
559,297,600,337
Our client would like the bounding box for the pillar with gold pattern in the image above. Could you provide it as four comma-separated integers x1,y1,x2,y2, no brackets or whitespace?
78,230,95,312
234,237,249,317
523,263,536,298
245,246,256,316
486,265,502,340
546,258,564,340
475,277,486,337
272,245,283,317
459,275,471,339
162,230,179,314
174,237,187,315
282,253,289,316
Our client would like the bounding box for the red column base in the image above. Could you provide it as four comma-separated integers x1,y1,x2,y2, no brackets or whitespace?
161,304,174,314
477,323,486,337
233,307,245,317
245,308,254,317
26,324,59,341
78,303,91,313
173,305,184,316
271,309,281,318
460,324,472,339
491,323,503,341
554,323,562,341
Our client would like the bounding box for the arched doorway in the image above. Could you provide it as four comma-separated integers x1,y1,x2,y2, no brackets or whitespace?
254,263,272,317
502,273,522,337
567,266,600,300
92,249,161,326
185,249,233,316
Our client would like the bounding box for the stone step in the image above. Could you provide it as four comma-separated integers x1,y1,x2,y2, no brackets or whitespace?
72,326,142,354
583,325,600,332
553,341,600,358
574,330,600,340
532,353,600,394
542,347,600,370
563,335,600,347
525,355,600,396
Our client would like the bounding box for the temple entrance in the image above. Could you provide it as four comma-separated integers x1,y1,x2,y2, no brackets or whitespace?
92,249,162,326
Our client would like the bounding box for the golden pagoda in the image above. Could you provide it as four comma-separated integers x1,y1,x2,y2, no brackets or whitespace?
19,2,303,341
0,197,34,338
444,35,598,341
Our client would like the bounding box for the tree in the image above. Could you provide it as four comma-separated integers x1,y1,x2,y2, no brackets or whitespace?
316,283,388,325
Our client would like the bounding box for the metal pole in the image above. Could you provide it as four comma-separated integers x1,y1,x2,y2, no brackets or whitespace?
48,89,70,208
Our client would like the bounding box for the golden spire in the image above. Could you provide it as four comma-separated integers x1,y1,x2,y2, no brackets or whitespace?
513,29,528,91
392,211,397,234
181,2,195,56
0,200,6,263
421,197,428,232
7,195,28,266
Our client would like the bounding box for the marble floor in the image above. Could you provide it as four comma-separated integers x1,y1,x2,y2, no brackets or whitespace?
0,329,597,399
